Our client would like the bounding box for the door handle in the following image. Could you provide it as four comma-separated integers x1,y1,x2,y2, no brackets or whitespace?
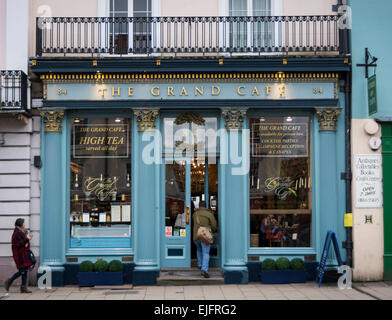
186,206,190,225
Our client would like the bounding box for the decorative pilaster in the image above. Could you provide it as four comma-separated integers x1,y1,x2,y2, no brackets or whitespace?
221,108,248,131
132,108,160,285
133,108,159,132
40,110,65,133
39,109,66,285
316,107,342,267
220,107,249,284
315,108,342,132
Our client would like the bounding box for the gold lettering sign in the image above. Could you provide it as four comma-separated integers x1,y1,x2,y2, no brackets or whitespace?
83,177,117,201
252,123,308,158
73,124,129,158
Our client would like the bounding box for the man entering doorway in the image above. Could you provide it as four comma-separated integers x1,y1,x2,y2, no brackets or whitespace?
193,201,218,278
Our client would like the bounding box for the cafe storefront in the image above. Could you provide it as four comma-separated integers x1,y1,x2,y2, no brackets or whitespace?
35,66,348,285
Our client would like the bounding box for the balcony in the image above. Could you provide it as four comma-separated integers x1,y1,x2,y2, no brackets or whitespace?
0,70,28,114
35,16,347,57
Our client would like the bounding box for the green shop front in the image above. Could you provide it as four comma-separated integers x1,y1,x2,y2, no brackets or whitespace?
33,59,349,285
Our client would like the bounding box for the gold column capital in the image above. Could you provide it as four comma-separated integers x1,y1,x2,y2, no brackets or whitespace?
221,108,248,131
40,109,65,133
315,107,342,132
133,108,159,132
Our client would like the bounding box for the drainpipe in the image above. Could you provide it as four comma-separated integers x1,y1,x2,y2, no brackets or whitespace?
344,68,353,268
335,0,353,268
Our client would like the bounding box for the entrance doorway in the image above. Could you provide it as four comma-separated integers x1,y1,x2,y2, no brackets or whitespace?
161,157,219,268
160,112,220,269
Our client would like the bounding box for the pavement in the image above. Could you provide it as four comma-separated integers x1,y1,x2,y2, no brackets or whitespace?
1,282,392,300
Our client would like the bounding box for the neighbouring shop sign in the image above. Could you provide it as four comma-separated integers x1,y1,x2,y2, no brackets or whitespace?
72,124,129,158
45,81,337,101
252,123,308,157
354,154,383,208
368,75,378,116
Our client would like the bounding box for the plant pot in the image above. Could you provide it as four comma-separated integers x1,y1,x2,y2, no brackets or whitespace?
77,272,123,287
288,270,307,283
260,270,291,284
260,270,306,284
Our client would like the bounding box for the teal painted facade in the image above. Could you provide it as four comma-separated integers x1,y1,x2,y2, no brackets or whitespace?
350,0,392,281
38,72,348,286
350,0,392,119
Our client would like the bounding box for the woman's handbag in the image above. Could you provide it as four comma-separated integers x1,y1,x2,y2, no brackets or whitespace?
196,215,213,245
28,249,36,270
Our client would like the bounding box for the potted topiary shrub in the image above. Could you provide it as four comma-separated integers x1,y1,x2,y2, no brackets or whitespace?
261,257,306,284
261,257,291,284
77,259,124,287
289,258,307,283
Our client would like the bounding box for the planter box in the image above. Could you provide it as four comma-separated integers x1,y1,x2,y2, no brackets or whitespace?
77,272,123,287
260,270,306,284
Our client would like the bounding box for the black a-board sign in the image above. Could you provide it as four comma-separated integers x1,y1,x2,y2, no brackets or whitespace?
316,231,343,287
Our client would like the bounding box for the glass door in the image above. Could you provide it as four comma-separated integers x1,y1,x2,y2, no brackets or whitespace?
160,112,220,269
161,158,191,268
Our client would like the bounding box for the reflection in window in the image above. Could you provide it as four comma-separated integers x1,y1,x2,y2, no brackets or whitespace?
165,161,186,237
70,118,132,248
249,116,312,248
163,116,218,155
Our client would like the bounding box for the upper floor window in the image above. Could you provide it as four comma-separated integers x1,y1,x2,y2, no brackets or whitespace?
108,0,152,54
229,0,272,49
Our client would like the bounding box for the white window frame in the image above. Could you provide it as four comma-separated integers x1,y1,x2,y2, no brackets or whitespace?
219,0,282,56
98,0,161,56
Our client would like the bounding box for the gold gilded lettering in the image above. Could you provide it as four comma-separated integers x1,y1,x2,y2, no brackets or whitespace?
112,87,121,96
128,87,134,96
279,85,286,97
79,137,88,144
211,86,221,96
168,86,175,96
237,86,246,96
151,86,160,96
195,86,204,96
179,86,188,96
266,86,272,96
98,88,107,98
251,86,260,96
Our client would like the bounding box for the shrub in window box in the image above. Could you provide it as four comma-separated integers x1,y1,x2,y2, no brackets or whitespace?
260,258,291,284
260,258,306,284
77,259,123,287
288,258,307,283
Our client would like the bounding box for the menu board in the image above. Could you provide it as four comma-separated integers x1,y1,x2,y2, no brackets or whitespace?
252,123,308,157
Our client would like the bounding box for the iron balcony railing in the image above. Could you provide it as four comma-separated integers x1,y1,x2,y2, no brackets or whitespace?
36,16,347,56
0,70,28,112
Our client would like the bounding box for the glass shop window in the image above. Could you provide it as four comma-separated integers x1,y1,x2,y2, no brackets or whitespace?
163,115,218,156
70,117,132,248
249,116,312,248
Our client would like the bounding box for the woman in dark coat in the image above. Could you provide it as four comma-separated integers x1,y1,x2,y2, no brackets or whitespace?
3,218,33,293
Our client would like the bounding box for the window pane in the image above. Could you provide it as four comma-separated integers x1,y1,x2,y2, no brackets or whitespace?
165,161,186,237
229,0,247,15
249,116,312,248
114,0,128,12
253,0,271,15
70,118,132,248
134,0,148,12
164,116,218,155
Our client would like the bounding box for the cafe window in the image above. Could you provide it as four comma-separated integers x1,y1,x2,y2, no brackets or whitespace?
163,115,218,156
249,116,312,248
70,117,132,248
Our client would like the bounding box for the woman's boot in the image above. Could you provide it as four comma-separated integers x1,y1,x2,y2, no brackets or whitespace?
20,285,32,293
3,278,12,292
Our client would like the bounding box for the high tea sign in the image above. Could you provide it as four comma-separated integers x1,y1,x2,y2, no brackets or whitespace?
354,154,383,208
72,124,129,158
